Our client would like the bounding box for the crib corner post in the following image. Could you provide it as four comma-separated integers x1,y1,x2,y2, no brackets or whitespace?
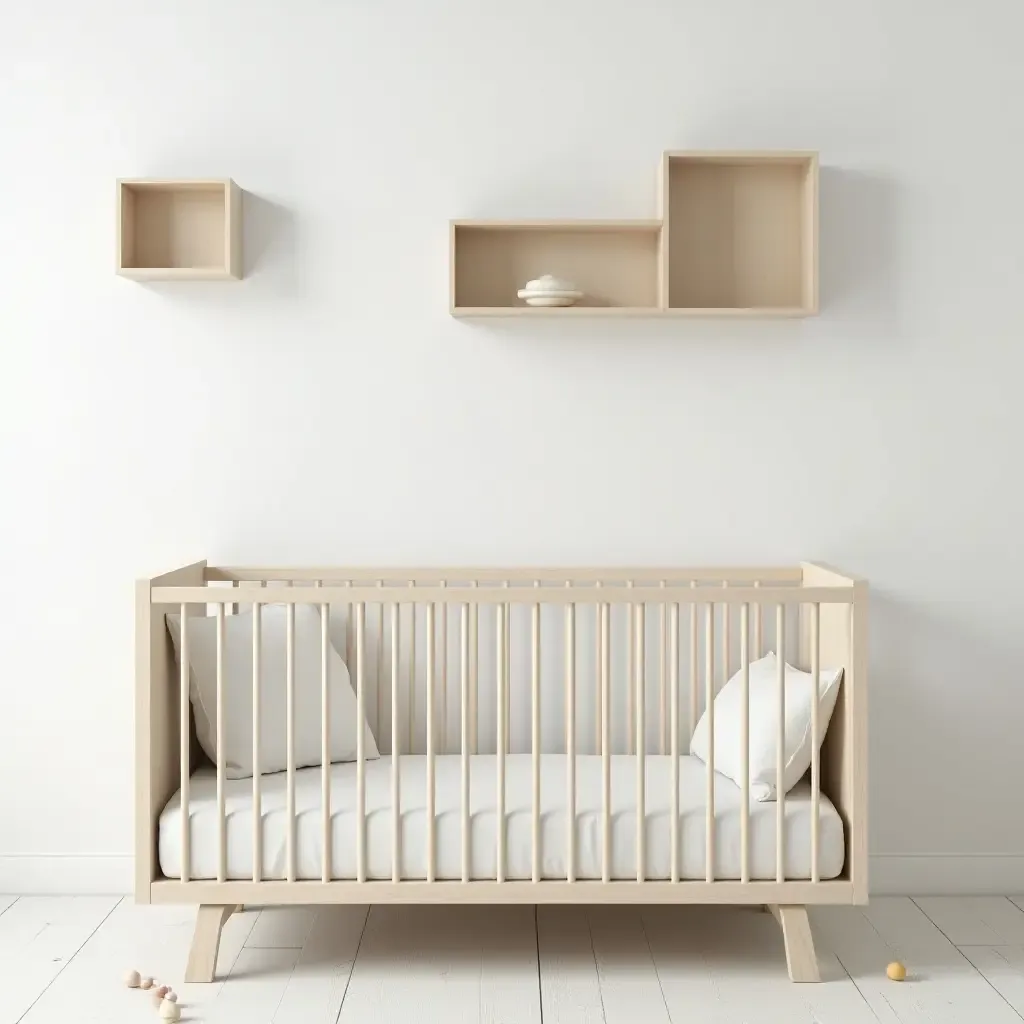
185,904,237,983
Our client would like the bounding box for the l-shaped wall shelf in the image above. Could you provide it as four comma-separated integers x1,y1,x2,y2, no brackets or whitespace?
451,152,817,317
117,179,241,280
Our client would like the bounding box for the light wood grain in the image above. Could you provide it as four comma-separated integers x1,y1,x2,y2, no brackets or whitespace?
768,904,821,982
185,904,236,982
117,179,241,280
915,896,1024,945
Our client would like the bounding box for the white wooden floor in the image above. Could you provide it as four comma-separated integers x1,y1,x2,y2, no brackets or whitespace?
3,896,1024,1023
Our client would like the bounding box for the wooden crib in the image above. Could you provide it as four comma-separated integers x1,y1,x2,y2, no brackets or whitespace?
135,562,866,983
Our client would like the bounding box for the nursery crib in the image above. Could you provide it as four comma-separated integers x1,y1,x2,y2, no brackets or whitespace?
135,562,866,983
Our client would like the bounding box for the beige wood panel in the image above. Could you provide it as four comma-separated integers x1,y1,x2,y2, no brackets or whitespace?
667,156,814,310
117,179,241,280
151,879,856,906
135,560,206,903
801,562,868,904
453,222,660,310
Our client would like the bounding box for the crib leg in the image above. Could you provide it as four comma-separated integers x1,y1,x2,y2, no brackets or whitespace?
768,905,820,982
185,904,236,983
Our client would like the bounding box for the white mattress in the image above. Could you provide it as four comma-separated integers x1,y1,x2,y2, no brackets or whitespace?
159,755,844,882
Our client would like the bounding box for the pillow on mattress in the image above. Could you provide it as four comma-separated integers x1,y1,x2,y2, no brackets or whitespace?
166,604,379,779
690,652,841,801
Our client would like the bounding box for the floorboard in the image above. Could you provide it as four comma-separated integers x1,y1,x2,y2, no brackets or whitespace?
336,905,540,1024
643,905,878,1023
587,906,671,1024
959,946,1024,1017
17,898,257,1024
8,897,1024,1023
813,897,1024,1023
914,897,1024,946
0,895,119,1024
273,906,369,1024
536,905,606,1024
0,896,17,918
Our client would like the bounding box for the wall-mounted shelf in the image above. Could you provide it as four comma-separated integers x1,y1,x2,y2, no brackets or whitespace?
450,152,817,318
117,179,241,280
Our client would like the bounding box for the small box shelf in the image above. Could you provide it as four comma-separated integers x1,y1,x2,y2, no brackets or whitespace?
450,151,817,318
451,221,661,314
665,152,817,314
117,179,241,280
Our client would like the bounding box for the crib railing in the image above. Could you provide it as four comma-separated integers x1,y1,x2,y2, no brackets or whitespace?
137,563,867,905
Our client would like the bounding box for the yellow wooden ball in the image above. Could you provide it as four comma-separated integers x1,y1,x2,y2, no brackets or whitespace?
886,961,907,981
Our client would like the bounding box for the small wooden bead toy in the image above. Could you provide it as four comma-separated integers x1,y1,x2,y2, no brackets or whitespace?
886,961,907,981
164,992,178,1003
140,977,154,990
154,985,169,999
159,997,182,1020
124,970,141,988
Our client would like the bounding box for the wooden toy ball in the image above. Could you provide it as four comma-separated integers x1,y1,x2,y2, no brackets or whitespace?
140,977,154,990
154,985,169,999
164,992,178,1003
160,998,182,1021
887,961,907,982
124,969,141,988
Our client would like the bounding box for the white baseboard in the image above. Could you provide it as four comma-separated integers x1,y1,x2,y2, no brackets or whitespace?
1,853,1020,897
0,855,133,895
869,854,1024,895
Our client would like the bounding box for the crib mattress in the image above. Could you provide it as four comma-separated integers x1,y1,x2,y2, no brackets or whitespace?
158,754,844,882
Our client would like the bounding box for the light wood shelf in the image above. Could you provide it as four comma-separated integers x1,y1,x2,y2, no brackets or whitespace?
117,179,241,280
450,152,817,318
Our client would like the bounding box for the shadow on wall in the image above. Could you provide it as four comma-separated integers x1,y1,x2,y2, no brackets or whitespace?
818,168,903,328
242,192,298,295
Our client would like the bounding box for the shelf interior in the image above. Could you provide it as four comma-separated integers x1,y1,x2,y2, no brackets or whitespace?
453,224,660,310
667,157,814,311
120,182,228,271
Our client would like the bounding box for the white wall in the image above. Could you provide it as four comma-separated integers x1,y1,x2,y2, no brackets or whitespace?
1,0,1023,895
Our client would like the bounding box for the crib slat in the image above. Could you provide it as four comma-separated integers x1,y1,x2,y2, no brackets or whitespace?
376,580,384,751
721,581,731,681
461,602,470,883
286,602,296,883
426,602,436,883
753,580,762,656
321,597,331,884
659,582,667,755
504,581,511,751
635,602,645,883
705,602,714,883
740,602,750,884
810,601,821,884
595,585,603,754
251,601,261,883
440,581,447,754
469,581,479,754
531,586,541,884
689,582,698,748
408,582,415,754
627,579,635,754
776,603,786,884
179,603,190,884
601,601,611,883
670,602,680,883
496,604,506,882
216,604,226,883
565,594,576,883
356,601,367,883
391,603,401,883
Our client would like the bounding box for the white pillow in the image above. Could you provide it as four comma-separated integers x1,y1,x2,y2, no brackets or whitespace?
690,652,842,801
166,604,379,779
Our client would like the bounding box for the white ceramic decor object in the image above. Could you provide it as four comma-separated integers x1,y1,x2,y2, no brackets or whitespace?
517,274,583,306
